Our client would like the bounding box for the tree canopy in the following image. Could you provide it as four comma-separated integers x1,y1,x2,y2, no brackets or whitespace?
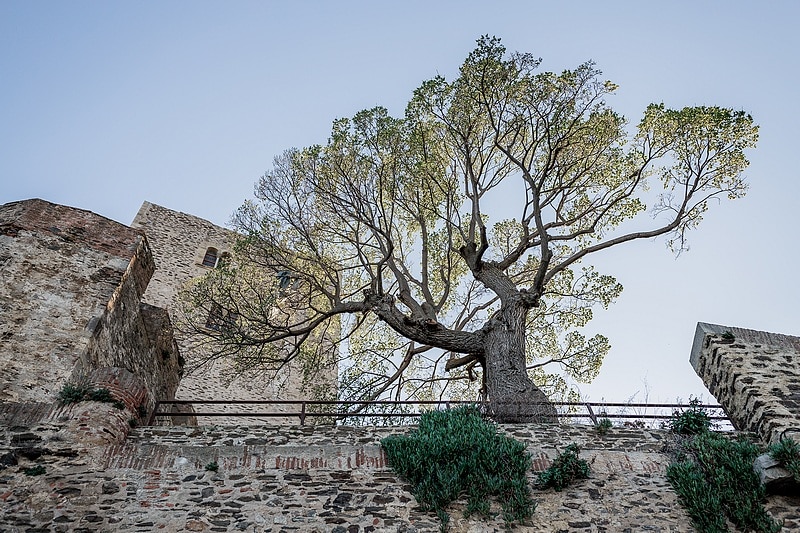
179,36,758,421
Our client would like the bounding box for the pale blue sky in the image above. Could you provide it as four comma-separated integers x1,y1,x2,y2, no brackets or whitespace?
2,1,798,403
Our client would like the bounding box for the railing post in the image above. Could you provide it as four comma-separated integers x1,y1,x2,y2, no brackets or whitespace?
300,402,306,426
585,403,598,425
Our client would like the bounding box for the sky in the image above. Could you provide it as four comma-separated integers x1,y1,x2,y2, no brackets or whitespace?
2,1,799,405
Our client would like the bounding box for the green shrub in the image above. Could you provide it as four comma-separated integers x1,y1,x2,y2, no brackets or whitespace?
205,461,219,472
669,398,712,435
768,438,800,482
57,383,124,409
58,383,93,405
23,465,46,476
596,417,613,435
381,406,534,530
536,443,590,491
666,403,781,533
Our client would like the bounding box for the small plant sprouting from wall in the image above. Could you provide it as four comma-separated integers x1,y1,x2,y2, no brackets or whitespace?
596,417,613,435
768,438,800,482
23,465,46,476
720,330,736,341
204,461,219,472
665,402,781,533
381,406,534,531
57,383,125,409
536,443,590,491
669,398,712,435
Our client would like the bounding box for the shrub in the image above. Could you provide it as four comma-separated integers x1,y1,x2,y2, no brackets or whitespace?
666,402,781,533
58,383,93,405
381,406,534,530
205,461,219,472
57,383,124,409
768,438,800,482
536,443,590,491
669,398,712,435
596,417,613,435
23,465,46,476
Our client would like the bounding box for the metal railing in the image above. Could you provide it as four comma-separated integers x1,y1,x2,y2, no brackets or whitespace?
147,399,731,428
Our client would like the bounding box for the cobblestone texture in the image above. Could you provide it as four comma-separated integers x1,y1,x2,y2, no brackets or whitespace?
691,323,800,445
2,421,798,532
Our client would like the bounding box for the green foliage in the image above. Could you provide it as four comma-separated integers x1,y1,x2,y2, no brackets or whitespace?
23,465,46,476
205,461,219,472
381,406,534,530
57,383,125,409
179,35,758,415
669,398,712,435
666,403,781,533
720,331,735,341
768,438,800,482
536,443,590,491
596,417,613,435
58,383,93,404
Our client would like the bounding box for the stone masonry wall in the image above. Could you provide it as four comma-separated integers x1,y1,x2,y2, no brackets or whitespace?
7,420,798,533
691,322,800,445
0,199,176,406
131,202,337,424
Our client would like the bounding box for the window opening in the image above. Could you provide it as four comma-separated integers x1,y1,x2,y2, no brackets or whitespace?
205,303,224,331
202,248,219,268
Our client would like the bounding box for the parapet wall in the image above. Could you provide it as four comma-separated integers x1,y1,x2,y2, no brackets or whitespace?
2,419,799,532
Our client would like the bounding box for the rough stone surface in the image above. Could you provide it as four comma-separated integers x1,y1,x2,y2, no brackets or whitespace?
9,422,792,533
0,198,181,409
754,452,797,494
132,201,337,425
690,322,800,445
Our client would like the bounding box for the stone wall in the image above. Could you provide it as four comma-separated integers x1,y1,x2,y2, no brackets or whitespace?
0,199,180,408
131,202,337,424
691,322,800,445
7,419,797,533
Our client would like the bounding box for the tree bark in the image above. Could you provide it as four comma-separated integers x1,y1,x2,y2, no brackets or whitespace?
483,302,558,423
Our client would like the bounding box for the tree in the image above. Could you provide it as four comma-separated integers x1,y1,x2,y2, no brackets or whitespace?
180,37,758,422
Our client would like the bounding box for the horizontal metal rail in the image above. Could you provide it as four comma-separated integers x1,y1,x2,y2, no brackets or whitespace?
147,399,729,427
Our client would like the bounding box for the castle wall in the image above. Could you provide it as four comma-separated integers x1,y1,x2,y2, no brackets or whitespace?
9,421,795,533
131,202,337,424
691,322,800,445
0,199,179,407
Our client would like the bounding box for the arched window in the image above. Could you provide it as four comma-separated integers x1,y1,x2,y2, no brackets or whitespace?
201,248,230,269
202,247,218,267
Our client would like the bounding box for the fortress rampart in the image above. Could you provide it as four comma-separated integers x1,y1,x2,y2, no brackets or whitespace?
1,199,798,532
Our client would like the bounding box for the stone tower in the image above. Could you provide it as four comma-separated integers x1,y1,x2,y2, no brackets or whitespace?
131,201,337,424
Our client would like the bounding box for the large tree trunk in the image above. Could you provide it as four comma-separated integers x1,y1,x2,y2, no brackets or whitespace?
483,303,558,423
